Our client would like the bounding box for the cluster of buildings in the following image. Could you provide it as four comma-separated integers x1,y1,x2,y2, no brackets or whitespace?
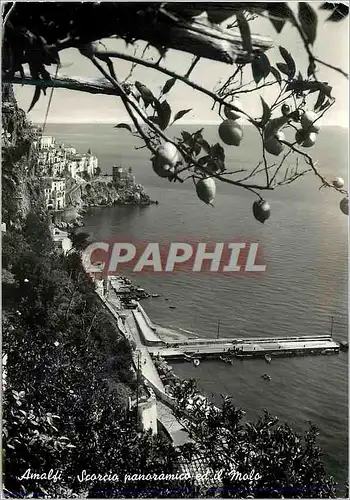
35,135,99,211
36,135,98,179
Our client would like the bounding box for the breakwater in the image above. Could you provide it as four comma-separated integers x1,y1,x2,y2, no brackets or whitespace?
148,335,340,360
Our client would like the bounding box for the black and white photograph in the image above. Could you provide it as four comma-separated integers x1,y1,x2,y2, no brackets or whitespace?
1,1,349,498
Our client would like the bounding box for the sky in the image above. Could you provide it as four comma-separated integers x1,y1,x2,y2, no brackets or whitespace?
14,2,349,127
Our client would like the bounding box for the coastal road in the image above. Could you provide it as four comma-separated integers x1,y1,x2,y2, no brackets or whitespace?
120,307,166,394
115,302,190,446
95,281,197,446
101,282,165,392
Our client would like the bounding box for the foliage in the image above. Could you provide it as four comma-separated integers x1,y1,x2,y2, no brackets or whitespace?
2,2,348,220
1,213,343,496
170,380,338,498
2,211,187,498
69,230,91,252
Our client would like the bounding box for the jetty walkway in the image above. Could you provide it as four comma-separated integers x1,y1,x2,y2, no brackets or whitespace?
148,335,340,359
93,275,340,447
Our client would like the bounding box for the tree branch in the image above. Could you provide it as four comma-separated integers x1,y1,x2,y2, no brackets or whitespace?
6,48,344,199
96,50,256,123
287,9,348,80
4,73,122,97
5,67,299,195
4,4,273,68
281,140,348,195
269,150,292,186
313,57,348,79
63,55,269,194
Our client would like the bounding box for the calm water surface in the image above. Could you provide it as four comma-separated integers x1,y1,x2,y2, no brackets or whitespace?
45,123,348,489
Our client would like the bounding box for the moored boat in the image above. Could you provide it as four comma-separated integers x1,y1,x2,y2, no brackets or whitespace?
219,356,234,364
321,348,336,355
184,353,193,362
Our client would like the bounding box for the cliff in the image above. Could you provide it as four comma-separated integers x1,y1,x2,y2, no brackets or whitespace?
1,85,157,236
2,84,47,228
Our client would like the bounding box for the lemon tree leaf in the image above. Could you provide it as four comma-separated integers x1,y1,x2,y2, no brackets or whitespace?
270,66,282,85
276,62,289,76
317,82,332,97
135,81,154,107
114,123,133,132
252,59,263,84
251,53,271,84
326,5,349,21
162,78,176,95
211,143,225,162
260,97,271,127
323,3,349,22
314,91,326,111
267,3,293,33
286,80,332,97
298,3,318,45
181,131,192,143
173,109,192,123
236,12,252,53
194,129,204,140
197,138,211,153
154,100,172,130
319,2,336,10
27,86,41,113
193,143,202,156
161,100,172,129
279,46,296,78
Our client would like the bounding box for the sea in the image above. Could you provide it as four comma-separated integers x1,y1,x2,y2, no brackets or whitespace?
44,123,348,490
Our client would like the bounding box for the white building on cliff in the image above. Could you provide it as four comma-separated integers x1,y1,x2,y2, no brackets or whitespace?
43,177,66,210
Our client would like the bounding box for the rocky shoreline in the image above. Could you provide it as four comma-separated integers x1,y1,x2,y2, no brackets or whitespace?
55,176,158,230
80,177,158,209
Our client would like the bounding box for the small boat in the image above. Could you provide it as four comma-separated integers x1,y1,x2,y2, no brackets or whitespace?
193,358,201,367
219,356,234,365
265,354,272,363
339,341,349,351
184,353,193,362
169,305,177,309
261,373,271,381
152,293,160,298
321,348,335,355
